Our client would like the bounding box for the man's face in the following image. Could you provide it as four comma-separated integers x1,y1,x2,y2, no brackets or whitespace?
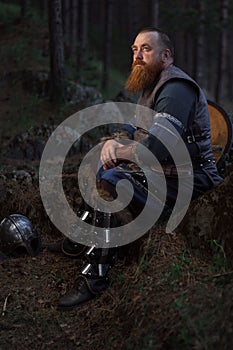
132,31,163,66
125,32,165,93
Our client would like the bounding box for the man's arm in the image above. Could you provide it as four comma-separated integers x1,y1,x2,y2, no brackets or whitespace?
100,80,198,168
136,80,198,162
155,79,198,127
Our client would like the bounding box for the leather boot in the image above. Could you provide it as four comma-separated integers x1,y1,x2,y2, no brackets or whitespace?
57,274,110,311
57,246,116,311
46,238,87,258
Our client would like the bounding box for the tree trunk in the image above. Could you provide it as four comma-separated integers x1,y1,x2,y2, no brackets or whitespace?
215,0,229,103
127,0,141,43
151,0,159,27
21,0,31,18
102,0,113,91
228,28,233,100
174,31,186,70
221,0,229,102
70,0,79,56
78,0,89,70
185,32,195,77
62,0,72,51
40,0,48,19
196,1,206,89
48,0,65,101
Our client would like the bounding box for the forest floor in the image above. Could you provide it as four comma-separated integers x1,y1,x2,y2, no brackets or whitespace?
1,12,233,350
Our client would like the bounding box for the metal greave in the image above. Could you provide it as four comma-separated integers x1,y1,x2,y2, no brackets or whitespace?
79,205,117,278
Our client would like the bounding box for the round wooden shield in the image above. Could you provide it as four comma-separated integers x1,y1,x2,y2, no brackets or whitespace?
208,100,232,165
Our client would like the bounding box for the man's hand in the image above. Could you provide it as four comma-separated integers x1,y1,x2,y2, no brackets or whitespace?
100,139,125,170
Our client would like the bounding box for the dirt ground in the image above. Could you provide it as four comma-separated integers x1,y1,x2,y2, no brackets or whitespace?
0,156,233,350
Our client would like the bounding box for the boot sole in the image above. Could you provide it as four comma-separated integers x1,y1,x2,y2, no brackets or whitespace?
57,295,95,311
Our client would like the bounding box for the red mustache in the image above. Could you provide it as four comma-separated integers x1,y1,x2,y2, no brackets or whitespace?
132,59,146,68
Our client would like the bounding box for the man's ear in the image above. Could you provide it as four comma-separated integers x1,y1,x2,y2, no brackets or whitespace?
161,49,171,62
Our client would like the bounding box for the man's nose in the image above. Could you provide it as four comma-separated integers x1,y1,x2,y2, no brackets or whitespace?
135,50,143,60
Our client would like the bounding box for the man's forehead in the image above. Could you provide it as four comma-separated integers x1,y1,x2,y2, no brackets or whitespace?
133,31,159,47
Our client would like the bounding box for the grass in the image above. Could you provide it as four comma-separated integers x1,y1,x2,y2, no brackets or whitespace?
208,239,228,273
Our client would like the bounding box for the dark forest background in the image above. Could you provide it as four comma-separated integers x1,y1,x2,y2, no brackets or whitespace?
1,0,233,107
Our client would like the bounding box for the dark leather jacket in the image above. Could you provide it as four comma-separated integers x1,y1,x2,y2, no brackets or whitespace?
130,65,223,187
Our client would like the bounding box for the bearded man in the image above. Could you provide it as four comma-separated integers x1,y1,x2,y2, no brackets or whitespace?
48,27,223,311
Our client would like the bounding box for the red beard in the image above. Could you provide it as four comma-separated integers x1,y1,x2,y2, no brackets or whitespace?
125,59,162,93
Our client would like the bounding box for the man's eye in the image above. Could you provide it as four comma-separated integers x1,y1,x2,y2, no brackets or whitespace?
142,47,150,52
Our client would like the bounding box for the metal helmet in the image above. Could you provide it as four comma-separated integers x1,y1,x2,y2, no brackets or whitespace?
0,214,41,257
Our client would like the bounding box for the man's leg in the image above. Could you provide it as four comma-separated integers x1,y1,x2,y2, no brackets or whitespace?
56,167,148,310
57,245,117,310
56,173,134,310
46,238,87,257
